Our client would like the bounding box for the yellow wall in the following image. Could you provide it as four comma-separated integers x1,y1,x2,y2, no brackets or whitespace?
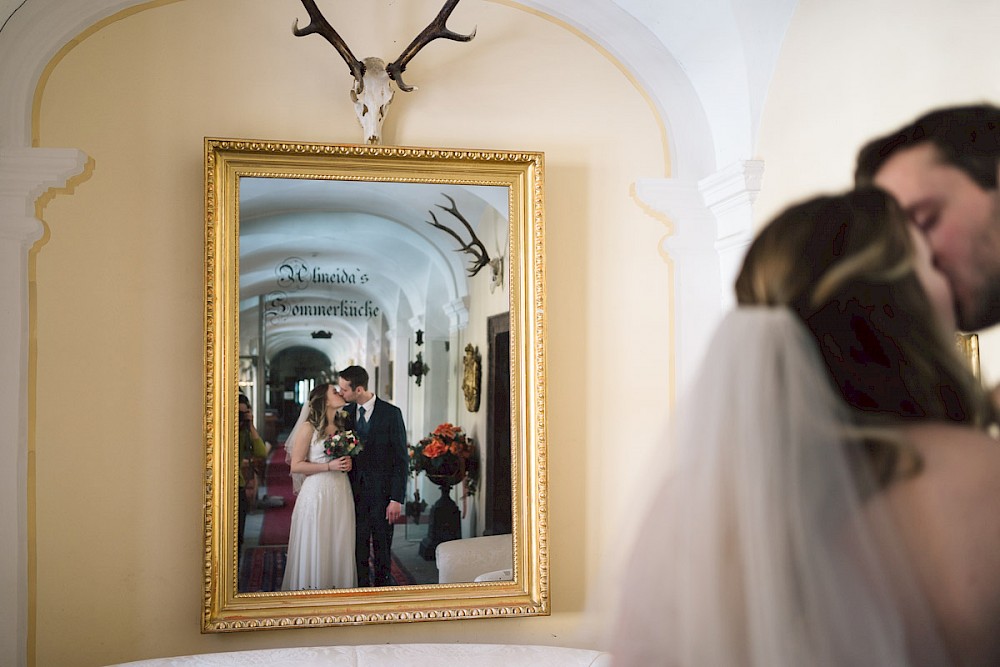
32,1,668,665
755,0,1000,224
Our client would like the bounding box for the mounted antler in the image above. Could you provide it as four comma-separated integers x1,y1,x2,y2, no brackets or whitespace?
292,0,476,144
293,0,365,86
386,0,477,93
426,194,504,290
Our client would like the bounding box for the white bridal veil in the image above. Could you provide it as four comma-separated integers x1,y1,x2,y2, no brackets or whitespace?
284,401,311,494
612,308,950,666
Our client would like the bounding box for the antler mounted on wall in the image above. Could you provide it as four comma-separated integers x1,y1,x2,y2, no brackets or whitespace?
292,0,476,145
426,194,504,292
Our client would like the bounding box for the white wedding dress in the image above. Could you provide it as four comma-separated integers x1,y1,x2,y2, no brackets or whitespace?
281,428,357,591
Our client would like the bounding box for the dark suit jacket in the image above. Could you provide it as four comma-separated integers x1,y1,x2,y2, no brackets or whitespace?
347,398,409,506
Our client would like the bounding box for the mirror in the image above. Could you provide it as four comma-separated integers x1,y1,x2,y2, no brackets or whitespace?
203,139,548,631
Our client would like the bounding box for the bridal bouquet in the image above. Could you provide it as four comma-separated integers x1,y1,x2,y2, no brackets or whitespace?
323,430,364,459
408,422,479,495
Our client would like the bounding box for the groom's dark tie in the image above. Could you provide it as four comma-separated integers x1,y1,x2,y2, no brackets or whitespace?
356,405,369,437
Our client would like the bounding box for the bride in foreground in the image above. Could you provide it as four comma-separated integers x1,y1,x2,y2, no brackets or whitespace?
281,383,357,591
614,189,1000,665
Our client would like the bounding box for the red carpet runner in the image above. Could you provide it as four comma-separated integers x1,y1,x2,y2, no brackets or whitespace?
259,446,294,545
239,546,287,592
240,547,414,592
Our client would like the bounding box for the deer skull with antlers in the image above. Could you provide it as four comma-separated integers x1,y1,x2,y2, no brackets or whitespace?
427,194,504,293
293,0,476,145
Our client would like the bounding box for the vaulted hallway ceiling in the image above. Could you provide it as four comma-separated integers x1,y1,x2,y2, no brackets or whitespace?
238,176,507,365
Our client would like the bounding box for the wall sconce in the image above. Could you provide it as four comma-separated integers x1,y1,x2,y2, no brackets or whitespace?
408,352,430,386
415,329,424,346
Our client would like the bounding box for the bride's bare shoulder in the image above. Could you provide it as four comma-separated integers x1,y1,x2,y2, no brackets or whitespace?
886,423,1000,663
899,422,1000,479
891,422,1000,505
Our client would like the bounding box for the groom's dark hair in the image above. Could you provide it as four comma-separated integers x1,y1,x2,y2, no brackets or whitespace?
855,103,1000,188
338,365,369,390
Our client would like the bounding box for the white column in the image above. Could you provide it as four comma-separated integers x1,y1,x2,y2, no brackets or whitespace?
635,160,764,394
0,146,88,667
442,297,469,334
390,325,411,435
440,299,468,421
404,315,425,437
701,160,766,297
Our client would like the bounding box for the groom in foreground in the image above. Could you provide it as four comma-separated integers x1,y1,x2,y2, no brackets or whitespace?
338,365,409,587
855,104,1000,332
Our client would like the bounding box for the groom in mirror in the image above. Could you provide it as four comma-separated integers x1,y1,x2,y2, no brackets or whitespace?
338,365,409,586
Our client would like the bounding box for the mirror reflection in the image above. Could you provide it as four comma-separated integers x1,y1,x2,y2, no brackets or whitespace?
236,176,513,591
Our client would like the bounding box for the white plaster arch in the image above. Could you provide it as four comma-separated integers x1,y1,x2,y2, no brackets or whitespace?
515,0,793,385
0,0,796,170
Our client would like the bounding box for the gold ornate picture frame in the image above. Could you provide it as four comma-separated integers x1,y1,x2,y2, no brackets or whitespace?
203,139,548,631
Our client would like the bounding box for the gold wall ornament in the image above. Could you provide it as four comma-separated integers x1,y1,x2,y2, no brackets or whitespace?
203,138,548,631
956,332,981,380
463,343,481,412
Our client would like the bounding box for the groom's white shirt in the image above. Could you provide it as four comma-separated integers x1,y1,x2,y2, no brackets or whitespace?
357,393,377,423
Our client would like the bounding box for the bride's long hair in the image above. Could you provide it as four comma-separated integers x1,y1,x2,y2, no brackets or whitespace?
305,383,333,433
285,383,343,494
735,187,996,488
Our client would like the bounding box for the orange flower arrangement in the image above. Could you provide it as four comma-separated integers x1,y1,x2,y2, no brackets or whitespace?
408,422,480,495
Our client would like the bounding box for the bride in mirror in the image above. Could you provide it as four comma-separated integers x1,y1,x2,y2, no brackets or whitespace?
281,384,358,591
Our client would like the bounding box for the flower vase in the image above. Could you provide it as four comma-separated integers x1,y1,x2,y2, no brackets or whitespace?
418,477,463,560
